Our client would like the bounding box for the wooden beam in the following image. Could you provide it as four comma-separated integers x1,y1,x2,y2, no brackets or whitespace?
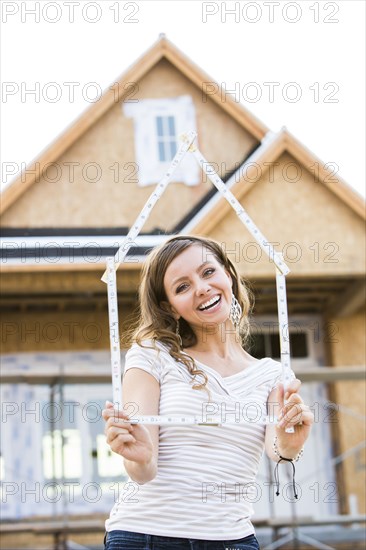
0,269,140,294
0,260,141,273
0,519,106,535
326,280,366,317
1,515,365,534
0,295,135,313
266,514,366,528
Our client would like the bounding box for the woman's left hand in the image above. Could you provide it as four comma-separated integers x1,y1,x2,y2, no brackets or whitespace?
275,379,314,458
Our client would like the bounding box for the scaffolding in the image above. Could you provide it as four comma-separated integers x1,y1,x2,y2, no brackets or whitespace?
1,363,365,549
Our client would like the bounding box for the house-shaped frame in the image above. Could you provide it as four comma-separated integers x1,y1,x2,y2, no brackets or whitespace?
102,130,293,425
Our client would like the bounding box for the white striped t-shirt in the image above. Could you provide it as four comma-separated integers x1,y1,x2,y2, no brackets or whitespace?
105,339,294,540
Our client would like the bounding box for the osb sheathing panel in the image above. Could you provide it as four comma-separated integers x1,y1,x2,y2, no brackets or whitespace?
0,269,141,294
1,59,257,230
330,311,366,514
209,152,365,277
1,308,137,353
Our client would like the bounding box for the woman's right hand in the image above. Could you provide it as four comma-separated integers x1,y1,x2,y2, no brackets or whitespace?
102,401,154,465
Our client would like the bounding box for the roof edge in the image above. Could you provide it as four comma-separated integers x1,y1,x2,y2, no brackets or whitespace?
185,128,365,235
1,36,268,215
282,128,366,220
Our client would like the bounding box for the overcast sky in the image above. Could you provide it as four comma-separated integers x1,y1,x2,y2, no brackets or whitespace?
1,0,365,199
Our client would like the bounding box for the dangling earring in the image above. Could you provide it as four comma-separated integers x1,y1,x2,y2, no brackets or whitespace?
176,318,183,347
229,294,242,329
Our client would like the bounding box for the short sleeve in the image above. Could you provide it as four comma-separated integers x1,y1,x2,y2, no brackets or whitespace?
123,341,163,383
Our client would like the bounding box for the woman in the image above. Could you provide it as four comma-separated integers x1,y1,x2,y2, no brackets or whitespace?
102,235,314,549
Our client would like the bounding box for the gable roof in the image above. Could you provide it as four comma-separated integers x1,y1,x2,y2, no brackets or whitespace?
0,35,268,215
3,125,364,273
1,37,364,276
181,127,365,235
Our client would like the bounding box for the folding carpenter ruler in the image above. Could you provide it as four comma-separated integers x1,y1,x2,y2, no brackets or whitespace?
102,132,294,431
103,131,196,407
122,415,278,426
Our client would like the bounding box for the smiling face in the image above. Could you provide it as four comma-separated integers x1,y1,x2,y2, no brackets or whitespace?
162,244,233,332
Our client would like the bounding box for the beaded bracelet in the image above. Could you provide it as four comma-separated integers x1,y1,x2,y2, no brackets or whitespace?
273,435,304,499
272,435,304,463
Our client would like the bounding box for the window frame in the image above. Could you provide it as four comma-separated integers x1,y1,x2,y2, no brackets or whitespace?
124,95,200,186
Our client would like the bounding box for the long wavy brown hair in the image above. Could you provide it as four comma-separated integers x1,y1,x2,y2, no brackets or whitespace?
122,235,254,396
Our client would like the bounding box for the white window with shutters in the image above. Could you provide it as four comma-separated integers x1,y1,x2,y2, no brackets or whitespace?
124,95,200,187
